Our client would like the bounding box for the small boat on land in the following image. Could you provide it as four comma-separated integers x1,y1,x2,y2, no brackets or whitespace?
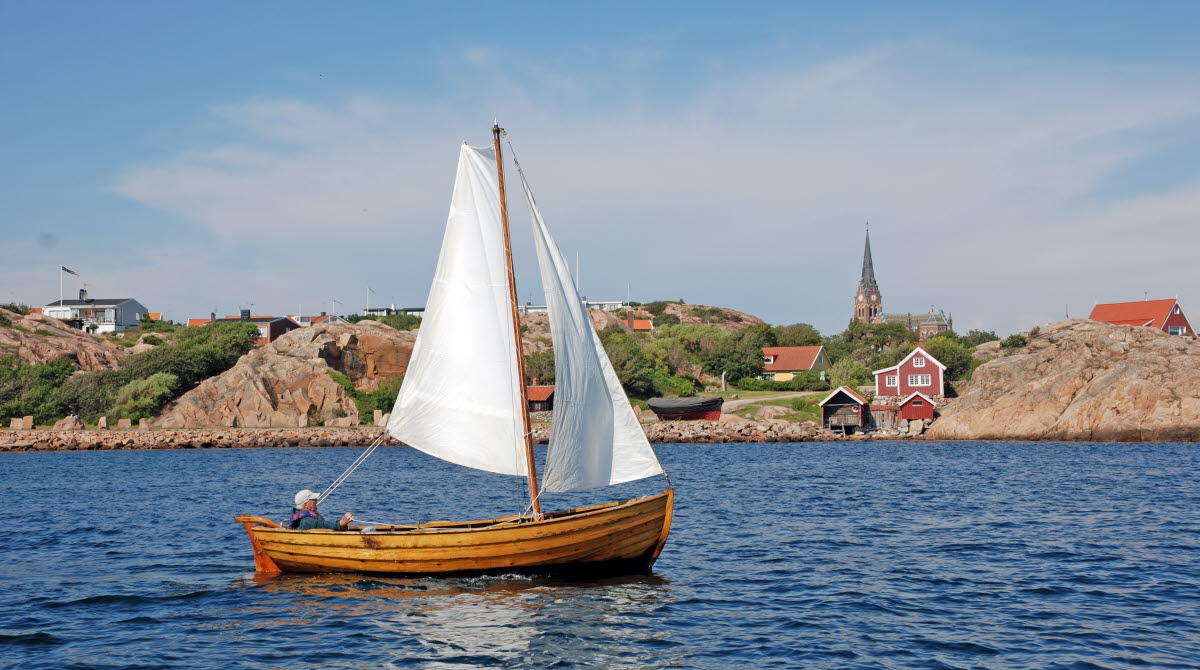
236,125,674,576
648,396,724,421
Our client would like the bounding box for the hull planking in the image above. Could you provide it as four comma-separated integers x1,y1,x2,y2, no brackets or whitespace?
235,489,673,576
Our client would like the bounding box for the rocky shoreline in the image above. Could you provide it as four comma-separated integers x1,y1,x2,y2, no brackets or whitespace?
0,420,862,452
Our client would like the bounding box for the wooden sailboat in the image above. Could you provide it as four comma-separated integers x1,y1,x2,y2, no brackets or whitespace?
236,125,674,576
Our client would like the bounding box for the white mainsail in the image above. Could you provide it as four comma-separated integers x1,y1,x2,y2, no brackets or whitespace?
518,173,665,492
386,144,527,476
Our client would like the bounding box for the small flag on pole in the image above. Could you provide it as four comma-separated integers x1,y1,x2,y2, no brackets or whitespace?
61,266,78,276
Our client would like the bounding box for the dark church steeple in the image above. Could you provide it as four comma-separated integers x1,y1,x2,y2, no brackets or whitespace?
855,223,882,323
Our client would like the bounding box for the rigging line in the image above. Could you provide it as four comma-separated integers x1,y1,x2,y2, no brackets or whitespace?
318,431,386,505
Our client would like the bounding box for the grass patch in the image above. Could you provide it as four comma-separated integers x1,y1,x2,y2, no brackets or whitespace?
33,329,57,337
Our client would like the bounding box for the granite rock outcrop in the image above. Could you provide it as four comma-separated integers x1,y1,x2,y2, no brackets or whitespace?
925,319,1200,441
0,307,125,371
156,321,416,428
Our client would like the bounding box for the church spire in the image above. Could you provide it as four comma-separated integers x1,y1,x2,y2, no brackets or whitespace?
861,222,877,291
854,222,882,324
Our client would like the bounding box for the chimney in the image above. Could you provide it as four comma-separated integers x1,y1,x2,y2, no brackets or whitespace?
320,311,327,316
210,311,216,321
78,288,88,301
240,309,251,321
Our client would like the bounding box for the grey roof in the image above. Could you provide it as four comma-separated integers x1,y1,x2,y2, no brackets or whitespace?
860,228,878,291
45,298,136,307
881,312,950,327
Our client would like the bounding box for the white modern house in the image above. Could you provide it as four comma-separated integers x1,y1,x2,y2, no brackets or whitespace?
42,297,150,333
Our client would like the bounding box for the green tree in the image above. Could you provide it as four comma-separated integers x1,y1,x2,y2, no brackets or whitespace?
700,337,764,383
525,349,555,384
737,323,778,349
828,359,871,389
1002,333,1027,349
602,333,653,397
774,322,823,347
925,336,974,381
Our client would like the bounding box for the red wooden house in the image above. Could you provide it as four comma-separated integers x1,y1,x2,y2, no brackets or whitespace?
899,392,936,421
873,347,945,397
1089,299,1193,336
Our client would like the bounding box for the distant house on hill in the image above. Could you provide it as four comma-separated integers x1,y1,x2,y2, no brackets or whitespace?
1089,299,1192,336
188,310,300,345
42,297,150,333
873,346,945,398
527,386,555,412
761,346,831,381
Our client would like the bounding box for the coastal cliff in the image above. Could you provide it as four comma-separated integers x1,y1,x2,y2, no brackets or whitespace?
0,307,124,371
155,321,415,428
926,319,1200,441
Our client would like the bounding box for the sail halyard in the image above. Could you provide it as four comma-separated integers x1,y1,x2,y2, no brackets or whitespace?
512,155,667,493
492,124,542,518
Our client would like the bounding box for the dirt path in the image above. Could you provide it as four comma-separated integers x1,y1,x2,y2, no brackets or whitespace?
719,392,820,412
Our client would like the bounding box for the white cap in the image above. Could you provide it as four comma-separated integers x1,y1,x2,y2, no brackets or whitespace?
294,489,320,507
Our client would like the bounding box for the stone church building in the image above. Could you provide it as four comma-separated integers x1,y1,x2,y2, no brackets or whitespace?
853,227,953,338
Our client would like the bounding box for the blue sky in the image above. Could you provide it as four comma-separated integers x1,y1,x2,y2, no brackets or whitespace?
3,2,1198,335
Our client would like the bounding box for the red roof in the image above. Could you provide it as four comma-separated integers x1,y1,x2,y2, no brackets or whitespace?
187,318,211,327
527,386,555,402
762,346,825,371
1089,299,1177,330
147,312,162,321
29,307,43,314
631,319,653,331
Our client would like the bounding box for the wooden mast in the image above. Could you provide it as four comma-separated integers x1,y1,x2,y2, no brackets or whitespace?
493,122,542,519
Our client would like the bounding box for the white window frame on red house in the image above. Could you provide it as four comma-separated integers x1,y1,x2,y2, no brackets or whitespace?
886,375,897,387
908,374,931,386
1169,325,1188,335
913,357,925,367
764,356,775,364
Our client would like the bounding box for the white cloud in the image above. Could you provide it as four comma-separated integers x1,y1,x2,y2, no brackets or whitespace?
102,42,1200,335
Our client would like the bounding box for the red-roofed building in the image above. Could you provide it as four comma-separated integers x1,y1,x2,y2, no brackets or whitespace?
762,346,832,381
527,385,555,412
1089,299,1192,336
873,347,945,398
186,318,211,327
146,312,163,321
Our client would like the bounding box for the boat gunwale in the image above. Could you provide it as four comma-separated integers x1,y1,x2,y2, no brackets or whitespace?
243,489,673,538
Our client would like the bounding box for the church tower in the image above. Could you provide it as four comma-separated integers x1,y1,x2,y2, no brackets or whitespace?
854,225,882,324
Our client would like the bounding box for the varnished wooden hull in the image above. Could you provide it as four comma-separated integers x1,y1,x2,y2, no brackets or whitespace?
235,489,673,576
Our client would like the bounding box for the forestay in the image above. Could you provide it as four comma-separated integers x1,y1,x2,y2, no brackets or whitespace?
387,144,527,476
518,173,665,492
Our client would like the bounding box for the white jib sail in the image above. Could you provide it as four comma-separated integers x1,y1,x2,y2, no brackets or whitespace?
519,174,665,492
387,144,527,476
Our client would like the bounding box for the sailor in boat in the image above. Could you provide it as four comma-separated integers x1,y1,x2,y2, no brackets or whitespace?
289,490,356,531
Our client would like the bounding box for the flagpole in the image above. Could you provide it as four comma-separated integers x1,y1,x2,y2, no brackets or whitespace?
59,265,63,307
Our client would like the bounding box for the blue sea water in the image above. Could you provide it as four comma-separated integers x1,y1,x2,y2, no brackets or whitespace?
0,441,1198,669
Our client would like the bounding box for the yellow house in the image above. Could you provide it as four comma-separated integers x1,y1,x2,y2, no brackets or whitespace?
762,346,832,381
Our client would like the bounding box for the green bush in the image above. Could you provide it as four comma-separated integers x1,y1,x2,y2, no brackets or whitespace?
56,369,133,421
959,329,999,348
142,335,163,346
1002,334,1027,349
327,371,404,416
828,359,872,389
33,329,55,337
0,313,11,328
648,368,697,397
0,356,77,423
654,313,680,326
601,331,654,397
736,372,829,392
109,373,180,420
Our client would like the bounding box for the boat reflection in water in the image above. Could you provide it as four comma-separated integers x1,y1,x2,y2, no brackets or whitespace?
240,572,679,666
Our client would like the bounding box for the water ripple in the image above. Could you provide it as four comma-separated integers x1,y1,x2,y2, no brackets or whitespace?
0,441,1197,668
